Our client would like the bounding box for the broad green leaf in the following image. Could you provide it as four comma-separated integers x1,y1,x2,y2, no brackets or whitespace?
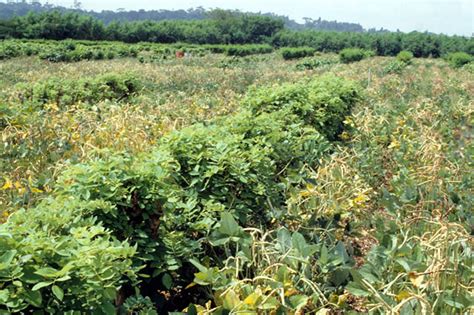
34,267,59,278
218,212,241,236
0,290,9,303
23,290,42,307
52,285,64,301
287,295,309,310
32,281,53,291
162,273,173,290
346,282,370,297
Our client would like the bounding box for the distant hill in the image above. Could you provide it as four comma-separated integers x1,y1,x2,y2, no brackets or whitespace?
0,1,366,32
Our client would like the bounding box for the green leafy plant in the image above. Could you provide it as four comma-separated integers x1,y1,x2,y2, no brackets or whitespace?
339,48,373,63
445,52,473,68
280,47,316,60
15,73,142,107
396,50,414,64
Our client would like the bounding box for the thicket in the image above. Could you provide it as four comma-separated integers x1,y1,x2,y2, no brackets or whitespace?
295,56,339,70
273,30,473,57
14,73,142,107
339,48,373,63
280,47,315,60
0,75,361,313
396,50,414,63
1,11,473,57
445,51,473,68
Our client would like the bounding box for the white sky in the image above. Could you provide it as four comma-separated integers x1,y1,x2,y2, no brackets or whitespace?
33,0,474,35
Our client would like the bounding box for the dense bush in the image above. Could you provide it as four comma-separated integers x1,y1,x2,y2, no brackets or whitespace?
280,47,315,60
383,59,408,74
15,73,142,107
273,29,473,57
0,198,137,312
225,44,273,56
243,75,361,140
396,50,414,63
295,56,339,70
339,48,373,63
446,52,473,68
0,75,360,312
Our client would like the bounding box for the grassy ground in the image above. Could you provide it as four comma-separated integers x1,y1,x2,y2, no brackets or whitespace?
0,49,472,313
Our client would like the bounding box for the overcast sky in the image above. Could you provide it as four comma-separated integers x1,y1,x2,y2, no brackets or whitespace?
42,0,473,36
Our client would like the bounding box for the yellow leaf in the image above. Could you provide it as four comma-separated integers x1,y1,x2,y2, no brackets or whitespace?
284,288,298,297
396,290,412,302
338,293,349,306
223,289,241,310
408,272,424,288
14,181,23,189
31,188,44,194
185,282,197,290
243,292,261,306
1,179,13,190
299,190,312,197
315,308,331,315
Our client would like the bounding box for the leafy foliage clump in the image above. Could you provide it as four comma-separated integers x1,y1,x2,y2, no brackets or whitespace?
396,50,414,64
280,47,316,60
225,44,273,56
0,198,137,313
339,48,373,63
295,56,339,70
15,73,142,107
383,59,408,74
243,75,361,140
445,51,473,68
0,74,360,312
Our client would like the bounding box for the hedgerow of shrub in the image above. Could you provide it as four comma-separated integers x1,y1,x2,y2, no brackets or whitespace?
280,47,315,60
445,52,473,68
15,73,142,107
295,56,339,70
243,75,361,140
383,60,408,75
0,75,360,312
396,50,414,64
225,44,273,57
339,48,373,63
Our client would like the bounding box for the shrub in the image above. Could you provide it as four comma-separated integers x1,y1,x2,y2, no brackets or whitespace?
0,74,360,312
339,48,372,63
15,73,142,107
295,56,339,70
383,60,407,74
0,198,137,313
243,75,361,140
396,50,414,63
280,47,315,60
225,44,273,57
446,52,473,68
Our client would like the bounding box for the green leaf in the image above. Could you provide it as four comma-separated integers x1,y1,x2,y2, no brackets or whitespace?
0,290,9,303
0,250,16,269
188,259,207,273
346,282,370,297
218,212,241,236
32,281,53,291
23,290,43,307
320,244,328,265
444,298,465,309
34,267,59,278
52,285,64,301
101,302,116,315
287,295,309,310
162,273,173,290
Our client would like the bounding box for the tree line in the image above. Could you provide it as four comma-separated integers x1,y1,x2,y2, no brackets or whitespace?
0,1,365,32
0,10,472,57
